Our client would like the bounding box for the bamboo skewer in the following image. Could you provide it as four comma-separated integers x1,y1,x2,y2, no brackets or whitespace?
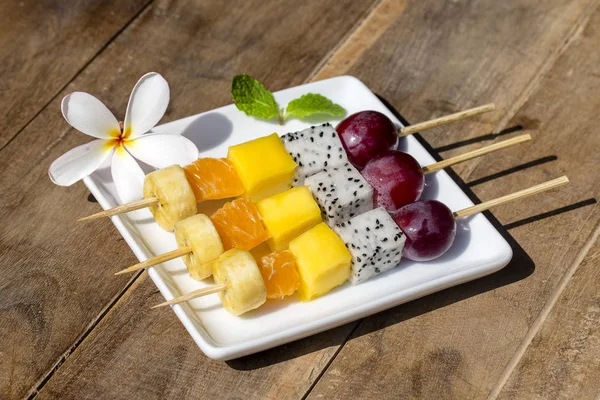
151,283,228,308
422,134,531,174
115,247,192,275
398,103,496,137
453,176,569,219
78,197,159,222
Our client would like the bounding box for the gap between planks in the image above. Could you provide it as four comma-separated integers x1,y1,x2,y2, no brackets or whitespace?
307,0,406,82
488,213,600,399
23,3,157,398
0,1,155,155
299,2,410,397
23,0,600,398
299,0,600,398
26,271,147,400
25,1,387,398
458,0,600,180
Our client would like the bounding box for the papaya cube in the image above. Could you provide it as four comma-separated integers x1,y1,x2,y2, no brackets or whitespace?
227,133,297,201
289,223,351,301
256,186,322,251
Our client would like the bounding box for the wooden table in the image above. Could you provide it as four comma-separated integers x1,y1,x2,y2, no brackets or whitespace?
1,1,599,398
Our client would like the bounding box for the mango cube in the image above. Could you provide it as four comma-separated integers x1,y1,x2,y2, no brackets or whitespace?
288,222,351,301
256,186,322,251
228,134,297,201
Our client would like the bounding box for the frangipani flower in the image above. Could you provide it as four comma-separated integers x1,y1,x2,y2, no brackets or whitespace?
49,72,198,203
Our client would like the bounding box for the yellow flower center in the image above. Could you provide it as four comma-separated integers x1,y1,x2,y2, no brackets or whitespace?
105,121,132,152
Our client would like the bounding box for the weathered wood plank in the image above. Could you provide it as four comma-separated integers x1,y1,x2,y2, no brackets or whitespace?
307,1,600,399
36,275,354,400
498,224,600,400
0,0,150,149
315,0,599,177
0,0,375,398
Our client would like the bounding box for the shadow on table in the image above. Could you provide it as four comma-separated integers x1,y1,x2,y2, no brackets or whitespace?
227,95,594,371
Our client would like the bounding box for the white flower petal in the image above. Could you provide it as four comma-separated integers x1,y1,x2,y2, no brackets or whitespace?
61,92,120,139
123,72,169,139
111,146,146,204
49,140,113,186
125,133,198,169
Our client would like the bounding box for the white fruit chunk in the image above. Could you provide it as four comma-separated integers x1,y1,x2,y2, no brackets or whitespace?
174,214,224,280
306,163,373,227
143,165,197,231
213,249,267,316
334,208,405,284
281,123,348,186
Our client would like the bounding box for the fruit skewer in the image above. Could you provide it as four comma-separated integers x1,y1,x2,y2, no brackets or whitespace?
80,104,495,224
154,176,568,313
115,137,528,276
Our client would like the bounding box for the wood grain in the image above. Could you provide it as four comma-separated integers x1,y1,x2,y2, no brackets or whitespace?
35,275,354,400
308,1,600,398
6,0,600,399
0,0,375,398
498,222,600,400
315,0,600,177
0,0,150,149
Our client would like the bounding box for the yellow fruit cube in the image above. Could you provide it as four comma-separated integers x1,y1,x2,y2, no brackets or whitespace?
227,133,297,201
257,186,322,251
288,223,351,301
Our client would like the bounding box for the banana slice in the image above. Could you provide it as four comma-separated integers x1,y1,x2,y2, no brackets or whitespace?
213,249,266,316
143,165,197,231
174,214,224,280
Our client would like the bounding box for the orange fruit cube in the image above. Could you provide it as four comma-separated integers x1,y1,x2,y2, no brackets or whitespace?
210,198,270,251
256,250,300,299
184,158,244,202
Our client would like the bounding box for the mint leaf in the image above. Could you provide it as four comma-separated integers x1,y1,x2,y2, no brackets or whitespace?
231,74,279,120
284,93,345,119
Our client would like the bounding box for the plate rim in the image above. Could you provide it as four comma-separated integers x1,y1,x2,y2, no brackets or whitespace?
84,74,513,360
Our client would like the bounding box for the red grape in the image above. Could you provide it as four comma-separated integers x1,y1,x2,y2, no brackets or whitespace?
392,200,456,261
361,150,424,212
336,111,397,169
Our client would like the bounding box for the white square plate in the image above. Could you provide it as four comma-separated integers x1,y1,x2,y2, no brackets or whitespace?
84,76,512,360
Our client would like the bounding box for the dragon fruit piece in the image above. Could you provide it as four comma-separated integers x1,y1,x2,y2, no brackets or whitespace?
281,123,348,186
305,163,373,227
334,207,405,284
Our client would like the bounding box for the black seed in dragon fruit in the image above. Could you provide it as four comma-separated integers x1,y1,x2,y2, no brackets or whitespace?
281,123,348,186
305,163,373,227
334,208,405,284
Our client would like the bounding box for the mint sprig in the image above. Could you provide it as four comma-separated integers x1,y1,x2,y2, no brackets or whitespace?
285,93,346,119
231,74,279,120
231,74,345,124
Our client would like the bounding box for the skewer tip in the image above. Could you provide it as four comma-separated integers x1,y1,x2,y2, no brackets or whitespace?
77,213,103,222
114,269,131,276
